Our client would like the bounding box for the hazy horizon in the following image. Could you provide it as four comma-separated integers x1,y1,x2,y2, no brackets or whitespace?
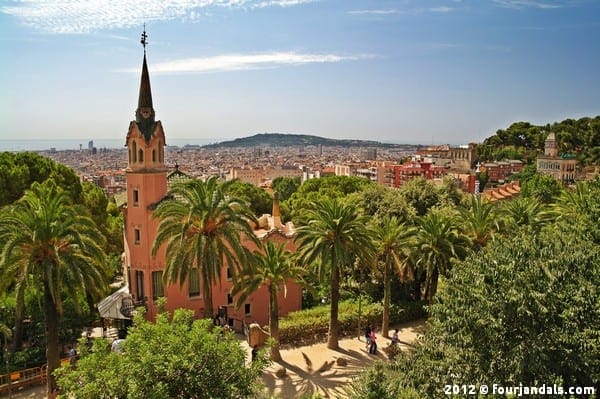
2,1,599,145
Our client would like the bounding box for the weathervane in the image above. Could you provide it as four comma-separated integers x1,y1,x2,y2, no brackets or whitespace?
141,23,148,53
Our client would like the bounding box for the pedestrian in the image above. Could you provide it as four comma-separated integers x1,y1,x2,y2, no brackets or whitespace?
364,326,372,350
251,345,258,362
391,328,399,345
68,345,77,365
369,328,378,355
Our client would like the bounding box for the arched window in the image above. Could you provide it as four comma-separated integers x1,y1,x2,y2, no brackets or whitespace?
138,149,144,162
152,149,156,162
132,141,137,163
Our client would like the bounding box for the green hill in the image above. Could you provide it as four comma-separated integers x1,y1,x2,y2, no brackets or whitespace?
203,133,405,149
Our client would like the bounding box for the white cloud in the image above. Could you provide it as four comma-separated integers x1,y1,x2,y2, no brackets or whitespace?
0,0,315,34
347,9,402,15
492,0,565,9
120,52,374,74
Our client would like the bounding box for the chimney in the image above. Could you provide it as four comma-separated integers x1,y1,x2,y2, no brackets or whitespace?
272,191,283,229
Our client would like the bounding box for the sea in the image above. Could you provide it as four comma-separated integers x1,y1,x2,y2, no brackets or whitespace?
0,138,216,152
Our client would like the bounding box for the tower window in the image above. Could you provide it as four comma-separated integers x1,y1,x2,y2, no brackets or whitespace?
152,271,164,299
226,266,232,280
188,268,200,297
132,141,137,163
227,293,233,305
134,228,141,245
135,270,144,300
138,149,144,162
133,189,139,206
244,303,251,316
152,149,156,162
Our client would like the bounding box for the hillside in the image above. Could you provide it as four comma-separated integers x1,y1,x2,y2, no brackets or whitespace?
478,115,600,165
202,133,405,149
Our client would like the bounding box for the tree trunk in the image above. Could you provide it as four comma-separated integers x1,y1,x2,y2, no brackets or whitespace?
202,272,213,319
12,285,25,352
382,263,391,338
44,284,60,398
269,286,281,362
327,261,340,350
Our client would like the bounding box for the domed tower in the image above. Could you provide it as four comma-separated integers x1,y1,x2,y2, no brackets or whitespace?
123,29,167,319
544,132,558,157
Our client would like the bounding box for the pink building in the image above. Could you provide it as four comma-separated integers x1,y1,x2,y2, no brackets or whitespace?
121,35,302,328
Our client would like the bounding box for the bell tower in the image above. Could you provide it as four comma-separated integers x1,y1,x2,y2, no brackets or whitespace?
123,28,167,319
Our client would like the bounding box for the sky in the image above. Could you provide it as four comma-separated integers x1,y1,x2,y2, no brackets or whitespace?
1,0,599,146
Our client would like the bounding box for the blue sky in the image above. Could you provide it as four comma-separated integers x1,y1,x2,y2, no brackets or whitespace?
1,0,599,145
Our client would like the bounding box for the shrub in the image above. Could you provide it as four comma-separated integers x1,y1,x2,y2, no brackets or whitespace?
279,299,425,346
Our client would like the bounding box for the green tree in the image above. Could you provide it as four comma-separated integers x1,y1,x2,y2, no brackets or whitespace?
224,179,272,216
152,176,258,319
459,195,500,250
500,196,548,233
372,216,415,337
0,180,108,396
519,173,563,204
398,178,443,216
413,208,470,302
56,308,268,399
295,198,375,349
382,224,600,396
232,241,313,361
271,176,301,201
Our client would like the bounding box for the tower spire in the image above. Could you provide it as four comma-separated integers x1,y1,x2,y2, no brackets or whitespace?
136,25,156,141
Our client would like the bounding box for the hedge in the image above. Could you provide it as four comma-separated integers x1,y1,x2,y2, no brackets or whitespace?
278,300,426,347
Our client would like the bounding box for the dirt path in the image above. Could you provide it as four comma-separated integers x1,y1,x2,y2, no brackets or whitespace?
260,318,426,398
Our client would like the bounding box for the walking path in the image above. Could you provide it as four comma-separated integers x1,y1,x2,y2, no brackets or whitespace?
7,319,426,399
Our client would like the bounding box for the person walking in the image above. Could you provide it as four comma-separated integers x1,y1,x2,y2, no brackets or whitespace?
369,328,378,355
364,326,372,351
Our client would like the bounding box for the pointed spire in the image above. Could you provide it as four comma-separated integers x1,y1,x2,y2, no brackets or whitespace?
137,53,154,111
135,26,156,141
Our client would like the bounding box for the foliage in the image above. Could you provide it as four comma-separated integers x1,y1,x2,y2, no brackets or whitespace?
343,362,419,399
519,173,563,203
398,178,446,216
224,179,273,216
0,151,82,207
347,183,416,223
295,198,375,349
357,223,600,397
412,208,471,302
0,180,108,395
271,176,301,201
478,116,600,164
56,309,268,399
152,176,258,318
286,175,372,224
278,299,426,346
458,195,500,250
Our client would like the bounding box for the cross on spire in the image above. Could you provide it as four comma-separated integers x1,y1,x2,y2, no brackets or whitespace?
141,24,148,53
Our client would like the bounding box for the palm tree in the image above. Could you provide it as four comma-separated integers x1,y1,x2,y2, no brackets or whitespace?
413,208,470,303
459,195,500,250
152,176,258,319
372,216,416,337
0,180,107,396
500,196,548,233
295,198,375,350
232,241,313,361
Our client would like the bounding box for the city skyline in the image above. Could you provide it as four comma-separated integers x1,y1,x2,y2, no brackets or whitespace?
1,0,599,145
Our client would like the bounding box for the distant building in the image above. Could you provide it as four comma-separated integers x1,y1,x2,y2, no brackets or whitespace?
536,132,577,184
393,160,446,187
479,160,524,183
228,166,302,186
417,143,478,171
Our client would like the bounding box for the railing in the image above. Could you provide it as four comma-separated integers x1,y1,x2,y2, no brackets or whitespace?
0,358,69,394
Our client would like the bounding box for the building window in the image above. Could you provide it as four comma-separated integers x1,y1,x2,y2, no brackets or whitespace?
226,266,232,280
138,149,144,162
134,228,141,245
244,303,251,316
152,271,164,299
188,268,200,297
135,270,144,300
227,293,233,305
152,149,156,162
133,189,139,206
